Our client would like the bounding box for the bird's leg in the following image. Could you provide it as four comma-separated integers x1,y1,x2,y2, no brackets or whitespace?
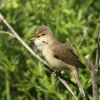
51,67,57,73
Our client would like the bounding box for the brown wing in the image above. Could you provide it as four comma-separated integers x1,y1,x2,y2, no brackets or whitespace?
51,42,86,69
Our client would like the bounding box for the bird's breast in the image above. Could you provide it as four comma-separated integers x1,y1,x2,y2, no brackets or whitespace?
42,46,69,71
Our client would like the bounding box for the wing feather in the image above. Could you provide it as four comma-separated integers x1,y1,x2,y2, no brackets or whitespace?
50,42,86,69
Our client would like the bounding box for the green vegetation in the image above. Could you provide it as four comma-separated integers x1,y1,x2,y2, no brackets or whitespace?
0,0,100,100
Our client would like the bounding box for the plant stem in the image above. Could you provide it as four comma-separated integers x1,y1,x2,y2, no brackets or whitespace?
5,69,10,100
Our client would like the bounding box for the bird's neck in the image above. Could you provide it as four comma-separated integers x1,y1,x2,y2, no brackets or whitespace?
34,34,58,51
48,37,58,45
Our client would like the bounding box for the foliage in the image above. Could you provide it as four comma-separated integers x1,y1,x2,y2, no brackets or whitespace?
0,0,100,100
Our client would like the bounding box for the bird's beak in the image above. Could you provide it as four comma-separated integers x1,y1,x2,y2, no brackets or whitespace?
30,37,37,40
30,35,40,41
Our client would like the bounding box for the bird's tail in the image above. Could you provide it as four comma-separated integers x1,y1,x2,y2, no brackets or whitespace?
71,69,86,97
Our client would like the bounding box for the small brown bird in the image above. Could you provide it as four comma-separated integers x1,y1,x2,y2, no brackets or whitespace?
30,25,86,96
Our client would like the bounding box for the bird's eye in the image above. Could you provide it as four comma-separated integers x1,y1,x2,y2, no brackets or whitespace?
42,33,45,36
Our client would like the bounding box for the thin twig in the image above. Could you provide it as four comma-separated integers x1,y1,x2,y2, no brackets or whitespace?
95,32,100,67
66,38,76,51
0,13,79,100
75,27,88,52
0,31,15,38
66,27,88,53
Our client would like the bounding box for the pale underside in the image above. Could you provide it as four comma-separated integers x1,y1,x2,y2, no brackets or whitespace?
34,39,86,71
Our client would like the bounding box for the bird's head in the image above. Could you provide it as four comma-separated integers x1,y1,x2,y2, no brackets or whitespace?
30,25,54,50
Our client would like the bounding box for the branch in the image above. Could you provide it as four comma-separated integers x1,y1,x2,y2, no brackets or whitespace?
0,13,79,100
85,32,99,100
58,77,79,100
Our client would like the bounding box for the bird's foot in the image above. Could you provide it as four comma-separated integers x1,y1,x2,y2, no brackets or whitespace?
55,71,65,77
51,68,65,78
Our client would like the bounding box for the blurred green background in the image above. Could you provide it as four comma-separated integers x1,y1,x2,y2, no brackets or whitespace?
0,0,100,100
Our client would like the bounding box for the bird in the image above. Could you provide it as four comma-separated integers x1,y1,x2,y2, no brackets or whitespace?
30,25,86,96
